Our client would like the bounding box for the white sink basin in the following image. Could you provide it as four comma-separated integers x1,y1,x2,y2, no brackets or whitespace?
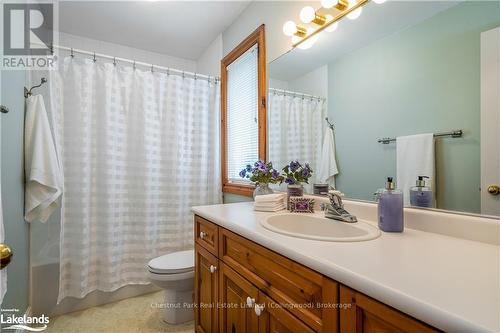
261,213,381,242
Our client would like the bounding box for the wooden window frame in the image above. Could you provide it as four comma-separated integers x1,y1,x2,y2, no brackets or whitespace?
221,25,267,197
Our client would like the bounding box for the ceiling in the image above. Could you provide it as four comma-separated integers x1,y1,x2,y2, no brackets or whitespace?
269,1,460,81
59,1,250,60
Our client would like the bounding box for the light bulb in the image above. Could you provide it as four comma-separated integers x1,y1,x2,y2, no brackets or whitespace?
292,28,319,50
373,0,386,3
283,21,298,36
321,0,339,9
324,15,338,32
347,7,362,19
299,6,316,24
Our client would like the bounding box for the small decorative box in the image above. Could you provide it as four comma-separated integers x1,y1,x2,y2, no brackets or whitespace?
289,197,315,213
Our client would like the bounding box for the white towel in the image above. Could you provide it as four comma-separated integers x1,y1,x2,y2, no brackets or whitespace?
254,201,285,209
254,205,286,212
254,193,286,203
318,128,339,186
254,193,286,212
396,134,435,206
24,95,63,223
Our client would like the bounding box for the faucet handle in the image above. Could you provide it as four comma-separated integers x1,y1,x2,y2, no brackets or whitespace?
328,190,345,208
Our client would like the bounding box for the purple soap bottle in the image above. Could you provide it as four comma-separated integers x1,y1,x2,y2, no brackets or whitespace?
410,176,433,208
376,177,404,232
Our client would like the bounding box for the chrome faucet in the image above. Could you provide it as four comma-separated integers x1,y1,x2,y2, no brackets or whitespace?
321,190,357,223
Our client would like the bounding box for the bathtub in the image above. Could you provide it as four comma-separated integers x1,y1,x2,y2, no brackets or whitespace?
30,220,159,316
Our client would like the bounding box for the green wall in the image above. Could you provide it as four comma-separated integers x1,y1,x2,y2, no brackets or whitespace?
1,71,30,313
329,1,500,213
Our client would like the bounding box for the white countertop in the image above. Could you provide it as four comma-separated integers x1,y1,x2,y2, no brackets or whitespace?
192,202,500,333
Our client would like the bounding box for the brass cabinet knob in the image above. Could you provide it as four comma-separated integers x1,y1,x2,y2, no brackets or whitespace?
487,185,500,196
0,243,13,269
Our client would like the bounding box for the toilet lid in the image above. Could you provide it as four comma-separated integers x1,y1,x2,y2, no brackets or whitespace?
148,250,194,274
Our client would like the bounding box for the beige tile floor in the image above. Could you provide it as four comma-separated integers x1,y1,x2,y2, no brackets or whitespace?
45,291,194,333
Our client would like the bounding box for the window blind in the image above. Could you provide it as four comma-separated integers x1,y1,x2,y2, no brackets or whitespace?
227,44,259,184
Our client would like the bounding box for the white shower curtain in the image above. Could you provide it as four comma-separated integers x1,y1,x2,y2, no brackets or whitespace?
268,92,326,193
42,58,221,302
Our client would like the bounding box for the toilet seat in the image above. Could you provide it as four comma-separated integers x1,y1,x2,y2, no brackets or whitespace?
148,250,194,274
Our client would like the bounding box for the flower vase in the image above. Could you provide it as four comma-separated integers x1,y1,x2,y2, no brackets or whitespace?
253,183,274,199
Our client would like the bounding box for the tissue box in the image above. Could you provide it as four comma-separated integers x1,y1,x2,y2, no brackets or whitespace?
289,197,315,213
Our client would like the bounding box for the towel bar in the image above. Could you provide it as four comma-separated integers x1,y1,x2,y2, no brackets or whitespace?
378,130,463,144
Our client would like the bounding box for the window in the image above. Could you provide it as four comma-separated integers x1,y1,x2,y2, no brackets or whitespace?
221,25,266,196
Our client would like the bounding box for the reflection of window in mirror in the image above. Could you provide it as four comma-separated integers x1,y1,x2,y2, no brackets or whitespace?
221,25,266,196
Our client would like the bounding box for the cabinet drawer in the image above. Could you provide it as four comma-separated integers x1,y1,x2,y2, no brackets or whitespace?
219,228,338,332
340,285,440,333
195,215,219,255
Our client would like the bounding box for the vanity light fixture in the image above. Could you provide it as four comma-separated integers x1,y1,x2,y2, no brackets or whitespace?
346,0,363,20
285,0,386,49
320,0,349,10
292,28,319,49
324,15,339,32
283,20,307,37
346,7,363,20
300,6,327,25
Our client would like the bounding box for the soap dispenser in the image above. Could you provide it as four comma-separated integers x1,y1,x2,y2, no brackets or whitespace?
376,177,404,232
410,176,433,208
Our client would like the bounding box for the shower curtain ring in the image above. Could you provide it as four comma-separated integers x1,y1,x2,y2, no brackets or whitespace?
113,57,116,66
194,73,197,80
151,65,154,73
70,48,74,58
182,71,185,79
166,68,170,76
93,52,96,62
133,60,136,70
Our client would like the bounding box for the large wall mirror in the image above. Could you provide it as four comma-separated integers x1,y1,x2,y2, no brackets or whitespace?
268,1,500,217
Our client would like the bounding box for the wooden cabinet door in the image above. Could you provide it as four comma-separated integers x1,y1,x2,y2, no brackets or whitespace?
257,292,315,333
219,263,259,333
219,228,337,332
339,286,439,333
195,245,219,333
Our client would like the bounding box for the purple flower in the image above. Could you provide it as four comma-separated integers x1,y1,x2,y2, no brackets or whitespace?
271,169,279,179
289,160,301,172
285,177,295,185
254,160,267,172
239,169,246,178
301,168,311,178
245,164,252,172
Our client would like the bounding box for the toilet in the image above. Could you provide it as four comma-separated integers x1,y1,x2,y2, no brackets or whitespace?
148,250,195,324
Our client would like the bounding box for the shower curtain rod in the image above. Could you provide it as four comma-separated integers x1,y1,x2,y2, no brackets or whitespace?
43,44,219,81
269,87,325,101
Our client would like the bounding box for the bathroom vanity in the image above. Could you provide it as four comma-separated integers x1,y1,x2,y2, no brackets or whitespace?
192,201,499,333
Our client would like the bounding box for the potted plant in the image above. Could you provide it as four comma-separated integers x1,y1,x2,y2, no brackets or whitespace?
239,160,284,198
282,160,313,199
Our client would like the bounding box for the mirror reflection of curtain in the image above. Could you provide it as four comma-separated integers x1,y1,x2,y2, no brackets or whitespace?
268,91,325,193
